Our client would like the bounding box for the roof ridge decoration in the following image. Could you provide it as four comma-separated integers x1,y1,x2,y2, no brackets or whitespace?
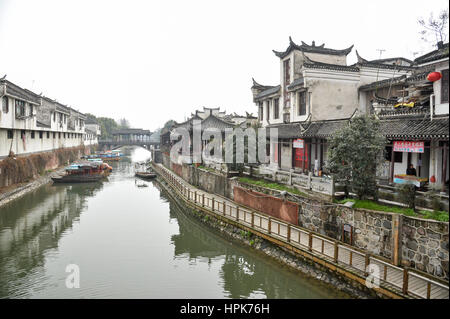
301,52,360,72
273,37,353,59
414,42,449,64
251,78,277,90
353,52,417,71
355,50,368,64
203,113,234,124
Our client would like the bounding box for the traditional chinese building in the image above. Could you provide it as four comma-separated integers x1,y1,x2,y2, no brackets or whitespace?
251,38,412,175
359,42,449,191
0,77,89,158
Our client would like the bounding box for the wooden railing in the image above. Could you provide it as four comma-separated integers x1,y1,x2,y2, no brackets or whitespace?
154,164,449,299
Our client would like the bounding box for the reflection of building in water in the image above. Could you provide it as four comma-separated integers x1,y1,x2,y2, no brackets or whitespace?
162,190,329,299
0,183,103,297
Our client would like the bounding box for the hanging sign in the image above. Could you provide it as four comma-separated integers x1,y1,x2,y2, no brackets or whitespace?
393,141,424,153
293,138,304,148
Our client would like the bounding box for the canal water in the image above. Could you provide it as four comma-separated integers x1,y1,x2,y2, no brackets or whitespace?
0,147,348,299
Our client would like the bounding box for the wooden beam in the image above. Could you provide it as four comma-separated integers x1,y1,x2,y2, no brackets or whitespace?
442,142,448,192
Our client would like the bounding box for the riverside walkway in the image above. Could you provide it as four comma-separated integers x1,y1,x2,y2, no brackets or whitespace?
153,163,449,299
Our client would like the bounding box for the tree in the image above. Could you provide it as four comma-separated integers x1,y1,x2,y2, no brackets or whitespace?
118,118,130,128
97,117,120,139
163,120,176,130
326,115,385,199
418,8,449,47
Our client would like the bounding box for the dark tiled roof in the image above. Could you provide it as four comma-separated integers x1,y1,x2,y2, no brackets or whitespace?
301,119,350,138
273,37,353,59
303,61,360,72
255,85,281,99
369,57,413,65
0,79,41,104
112,128,151,135
85,128,97,135
36,120,51,128
200,114,234,131
355,61,416,71
173,114,203,131
379,115,449,139
251,78,277,91
265,123,303,139
355,50,413,66
359,71,430,91
414,43,449,64
85,118,98,124
359,75,407,91
287,77,304,90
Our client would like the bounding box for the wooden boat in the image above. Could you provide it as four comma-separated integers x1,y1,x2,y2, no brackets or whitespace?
52,161,110,183
135,171,156,179
84,150,123,161
51,174,104,183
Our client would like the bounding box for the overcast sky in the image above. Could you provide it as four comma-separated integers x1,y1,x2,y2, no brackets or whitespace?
0,0,448,131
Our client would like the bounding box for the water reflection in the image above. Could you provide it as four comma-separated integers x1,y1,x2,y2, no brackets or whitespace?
163,190,348,299
0,146,347,299
0,183,104,298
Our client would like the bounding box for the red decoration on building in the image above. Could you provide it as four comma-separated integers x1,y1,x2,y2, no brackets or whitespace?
427,72,442,82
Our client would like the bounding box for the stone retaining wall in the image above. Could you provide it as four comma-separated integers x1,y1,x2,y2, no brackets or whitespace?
0,145,93,189
163,161,449,280
401,217,449,279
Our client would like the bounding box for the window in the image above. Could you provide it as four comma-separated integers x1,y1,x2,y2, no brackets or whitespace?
298,91,306,116
259,103,263,121
53,132,56,139
385,146,404,163
31,131,35,139
2,96,8,113
394,152,403,163
47,131,50,139
441,69,449,103
21,130,26,139
274,98,279,119
30,104,34,116
64,115,66,124
58,132,61,139
7,130,13,139
266,100,270,120
15,100,25,116
53,112,56,121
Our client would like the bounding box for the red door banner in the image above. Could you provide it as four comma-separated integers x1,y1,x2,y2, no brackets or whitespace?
294,144,308,168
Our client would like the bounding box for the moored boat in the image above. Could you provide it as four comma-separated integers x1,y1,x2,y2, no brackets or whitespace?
52,161,111,183
135,171,156,179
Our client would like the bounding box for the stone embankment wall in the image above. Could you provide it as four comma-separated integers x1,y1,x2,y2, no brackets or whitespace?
0,145,92,189
401,217,448,278
162,161,449,281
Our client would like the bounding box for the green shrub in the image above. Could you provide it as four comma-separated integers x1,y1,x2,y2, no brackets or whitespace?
396,184,416,210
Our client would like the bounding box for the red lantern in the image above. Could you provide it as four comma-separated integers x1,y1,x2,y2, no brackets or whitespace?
427,72,442,82
430,175,436,183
